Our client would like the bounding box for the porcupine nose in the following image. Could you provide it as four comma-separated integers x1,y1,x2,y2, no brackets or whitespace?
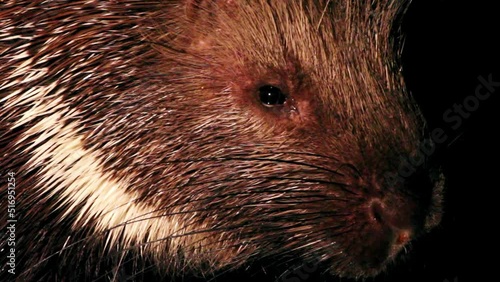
358,170,431,268
369,198,413,243
353,196,416,270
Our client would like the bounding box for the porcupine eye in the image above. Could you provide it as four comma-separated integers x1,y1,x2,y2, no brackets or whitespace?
259,85,287,107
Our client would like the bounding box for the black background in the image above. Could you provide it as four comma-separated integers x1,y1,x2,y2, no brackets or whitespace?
379,1,497,282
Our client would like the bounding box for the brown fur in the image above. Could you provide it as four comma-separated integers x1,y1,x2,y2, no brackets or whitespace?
0,0,443,281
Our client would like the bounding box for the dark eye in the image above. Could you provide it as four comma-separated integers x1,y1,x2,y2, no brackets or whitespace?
259,85,287,107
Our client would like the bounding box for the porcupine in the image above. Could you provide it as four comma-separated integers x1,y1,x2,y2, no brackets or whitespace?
0,0,444,281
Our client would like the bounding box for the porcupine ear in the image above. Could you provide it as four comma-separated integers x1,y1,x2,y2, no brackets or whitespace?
184,0,212,20
184,0,239,30
184,0,237,22
163,0,239,53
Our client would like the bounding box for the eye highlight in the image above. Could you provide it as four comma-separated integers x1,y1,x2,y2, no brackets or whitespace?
258,85,287,107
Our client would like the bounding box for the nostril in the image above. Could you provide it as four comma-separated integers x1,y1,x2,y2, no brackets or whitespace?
369,199,385,224
368,197,415,232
